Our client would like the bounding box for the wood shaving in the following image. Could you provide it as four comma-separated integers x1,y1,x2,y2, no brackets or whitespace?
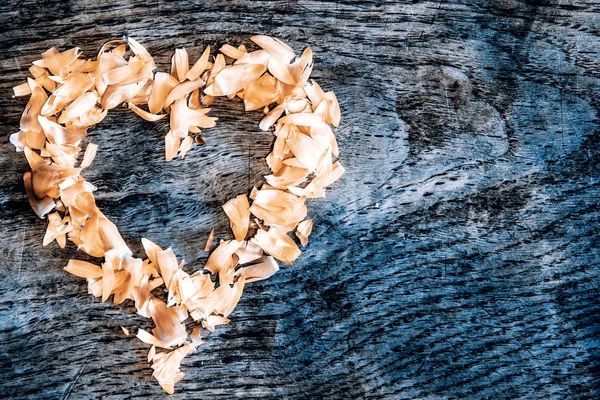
222,194,250,241
10,36,343,394
204,228,215,252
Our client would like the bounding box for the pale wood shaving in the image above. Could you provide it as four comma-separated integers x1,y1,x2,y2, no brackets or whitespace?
296,219,313,246
204,228,215,251
235,256,279,283
222,194,251,241
185,46,211,81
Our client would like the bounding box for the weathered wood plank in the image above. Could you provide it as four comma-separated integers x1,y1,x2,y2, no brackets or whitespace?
1,0,600,399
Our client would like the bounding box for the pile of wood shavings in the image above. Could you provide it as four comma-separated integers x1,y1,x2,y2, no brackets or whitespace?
10,36,343,394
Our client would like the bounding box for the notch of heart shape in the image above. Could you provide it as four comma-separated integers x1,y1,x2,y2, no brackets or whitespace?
10,36,343,394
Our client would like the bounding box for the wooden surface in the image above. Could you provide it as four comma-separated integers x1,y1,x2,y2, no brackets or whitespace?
1,1,600,399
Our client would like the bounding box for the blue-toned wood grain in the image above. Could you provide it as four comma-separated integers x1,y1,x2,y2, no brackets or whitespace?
0,1,599,399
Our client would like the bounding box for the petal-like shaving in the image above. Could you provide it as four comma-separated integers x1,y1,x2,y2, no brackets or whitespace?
296,219,313,246
77,106,108,128
214,64,266,95
203,83,222,97
169,98,189,138
188,108,216,128
42,73,94,115
205,240,242,275
101,261,115,302
189,327,202,348
202,315,230,332
220,44,247,60
20,86,47,133
289,161,345,198
148,72,171,114
206,54,226,89
40,47,66,76
151,344,192,394
128,102,166,121
234,49,270,67
102,58,145,85
185,46,211,81
24,147,46,169
279,112,326,127
243,73,279,111
141,237,163,267
13,82,31,97
173,48,189,82
251,227,301,265
95,52,127,96
127,37,156,68
222,194,250,241
234,241,263,265
9,132,27,152
80,143,98,168
265,164,310,189
223,275,245,317
165,131,181,161
285,129,328,172
36,74,57,92
135,275,152,318
290,47,313,86
188,88,202,109
32,163,80,199
324,91,341,127
149,298,187,348
259,104,285,131
313,161,345,189
250,35,295,63
43,212,72,246
249,187,307,229
101,81,146,110
148,345,156,362
58,91,98,124
304,80,326,106
204,228,215,251
64,259,103,278
178,136,194,158
267,57,296,86
234,256,279,283
97,216,131,257
156,247,179,289
38,116,87,145
137,328,168,348
164,78,206,108
59,180,95,207
26,130,47,150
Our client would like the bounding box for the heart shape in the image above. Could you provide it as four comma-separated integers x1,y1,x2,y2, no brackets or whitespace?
10,35,343,394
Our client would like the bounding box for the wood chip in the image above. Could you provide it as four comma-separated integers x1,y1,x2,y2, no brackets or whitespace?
222,194,250,241
204,228,215,251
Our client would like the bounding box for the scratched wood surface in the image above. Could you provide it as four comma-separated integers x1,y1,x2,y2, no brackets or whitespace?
1,0,600,399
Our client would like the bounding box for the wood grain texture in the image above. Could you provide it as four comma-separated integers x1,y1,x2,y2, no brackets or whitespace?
1,0,600,399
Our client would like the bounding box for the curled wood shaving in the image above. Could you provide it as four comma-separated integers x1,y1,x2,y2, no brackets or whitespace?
222,194,250,241
296,219,313,246
235,256,279,283
10,36,343,395
204,228,215,251
185,46,211,81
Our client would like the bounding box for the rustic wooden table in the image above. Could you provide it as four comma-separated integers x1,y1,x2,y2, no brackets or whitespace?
1,1,599,399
